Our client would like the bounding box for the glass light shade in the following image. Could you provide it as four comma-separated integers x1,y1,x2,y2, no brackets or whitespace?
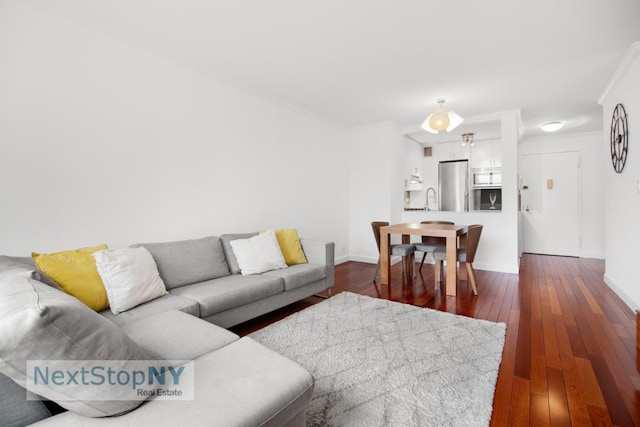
461,132,474,146
420,115,439,134
421,100,465,134
428,106,450,131
446,111,464,132
539,121,564,132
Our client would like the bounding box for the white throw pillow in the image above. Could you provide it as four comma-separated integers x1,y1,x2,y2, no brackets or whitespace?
93,247,168,314
230,230,288,275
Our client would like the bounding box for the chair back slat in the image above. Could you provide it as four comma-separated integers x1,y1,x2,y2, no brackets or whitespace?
371,221,389,251
464,224,483,262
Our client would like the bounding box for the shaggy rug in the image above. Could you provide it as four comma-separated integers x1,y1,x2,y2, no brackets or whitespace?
249,292,506,427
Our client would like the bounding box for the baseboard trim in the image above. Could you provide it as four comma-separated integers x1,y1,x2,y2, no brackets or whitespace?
348,255,403,265
580,251,605,260
335,255,351,265
603,273,639,312
472,262,519,274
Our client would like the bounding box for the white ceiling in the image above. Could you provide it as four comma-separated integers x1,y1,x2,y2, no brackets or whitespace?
49,0,640,138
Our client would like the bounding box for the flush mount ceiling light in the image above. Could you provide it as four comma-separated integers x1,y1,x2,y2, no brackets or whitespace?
421,98,464,134
462,133,474,146
539,121,565,132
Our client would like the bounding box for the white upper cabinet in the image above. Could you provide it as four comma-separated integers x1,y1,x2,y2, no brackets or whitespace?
471,139,501,168
433,141,471,161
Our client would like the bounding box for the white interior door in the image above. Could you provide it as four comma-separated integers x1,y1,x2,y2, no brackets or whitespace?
521,151,580,256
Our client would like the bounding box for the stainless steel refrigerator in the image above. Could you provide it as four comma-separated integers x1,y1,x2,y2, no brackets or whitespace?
438,160,469,212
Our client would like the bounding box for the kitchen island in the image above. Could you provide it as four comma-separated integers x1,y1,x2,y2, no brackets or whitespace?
399,209,518,275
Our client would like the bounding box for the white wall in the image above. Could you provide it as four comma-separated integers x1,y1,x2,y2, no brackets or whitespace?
348,123,405,263
598,41,640,311
0,2,350,256
519,131,605,259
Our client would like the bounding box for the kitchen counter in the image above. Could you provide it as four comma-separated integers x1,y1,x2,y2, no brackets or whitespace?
403,208,501,212
399,208,517,274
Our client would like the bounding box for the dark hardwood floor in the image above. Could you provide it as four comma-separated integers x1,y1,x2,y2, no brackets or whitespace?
230,254,640,426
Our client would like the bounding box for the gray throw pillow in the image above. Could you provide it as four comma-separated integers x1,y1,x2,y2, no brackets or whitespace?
0,256,37,280
132,236,230,289
0,256,61,289
0,276,157,417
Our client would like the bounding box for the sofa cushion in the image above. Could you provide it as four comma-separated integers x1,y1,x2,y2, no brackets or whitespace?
170,274,284,318
262,263,327,291
220,232,258,274
0,276,156,417
177,337,314,427
99,293,199,326
93,247,168,314
230,230,288,275
132,236,229,290
121,311,238,361
0,372,52,427
29,337,314,427
31,244,110,311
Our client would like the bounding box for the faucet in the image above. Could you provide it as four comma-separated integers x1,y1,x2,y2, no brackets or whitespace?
426,187,436,211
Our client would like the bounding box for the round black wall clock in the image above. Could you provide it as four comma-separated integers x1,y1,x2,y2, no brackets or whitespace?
610,103,628,173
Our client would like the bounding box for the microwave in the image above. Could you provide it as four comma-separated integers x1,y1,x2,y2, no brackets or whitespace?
472,167,502,188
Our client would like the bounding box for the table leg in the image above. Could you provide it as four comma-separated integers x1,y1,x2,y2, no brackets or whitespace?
445,235,457,296
380,231,390,286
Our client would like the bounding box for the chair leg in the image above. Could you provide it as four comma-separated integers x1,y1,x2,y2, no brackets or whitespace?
465,262,478,295
373,259,380,282
419,252,427,272
401,256,408,285
434,260,442,290
412,253,416,279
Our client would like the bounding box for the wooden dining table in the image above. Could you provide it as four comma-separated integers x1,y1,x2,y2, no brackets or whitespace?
379,223,469,296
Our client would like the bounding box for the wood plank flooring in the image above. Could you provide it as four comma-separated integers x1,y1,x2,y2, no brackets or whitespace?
230,254,640,426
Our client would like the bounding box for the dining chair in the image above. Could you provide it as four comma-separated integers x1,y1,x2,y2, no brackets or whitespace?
433,224,483,295
414,221,454,272
371,221,416,285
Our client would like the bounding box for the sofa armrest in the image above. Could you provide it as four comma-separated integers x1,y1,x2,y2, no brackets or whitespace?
300,239,333,266
300,239,334,289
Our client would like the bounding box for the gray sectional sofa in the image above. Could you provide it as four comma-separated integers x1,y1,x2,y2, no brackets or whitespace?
0,233,335,426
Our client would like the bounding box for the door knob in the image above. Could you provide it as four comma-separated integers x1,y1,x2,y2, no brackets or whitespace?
522,185,529,190
525,206,530,212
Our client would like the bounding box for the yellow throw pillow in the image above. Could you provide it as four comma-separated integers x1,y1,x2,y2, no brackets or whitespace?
32,244,109,312
259,229,308,266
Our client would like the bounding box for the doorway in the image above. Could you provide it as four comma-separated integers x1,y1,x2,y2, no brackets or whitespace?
521,151,580,256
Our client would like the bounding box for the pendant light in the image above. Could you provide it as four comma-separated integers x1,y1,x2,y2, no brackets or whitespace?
462,133,474,146
421,98,464,134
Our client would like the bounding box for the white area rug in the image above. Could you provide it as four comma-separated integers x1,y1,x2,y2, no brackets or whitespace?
250,292,506,427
